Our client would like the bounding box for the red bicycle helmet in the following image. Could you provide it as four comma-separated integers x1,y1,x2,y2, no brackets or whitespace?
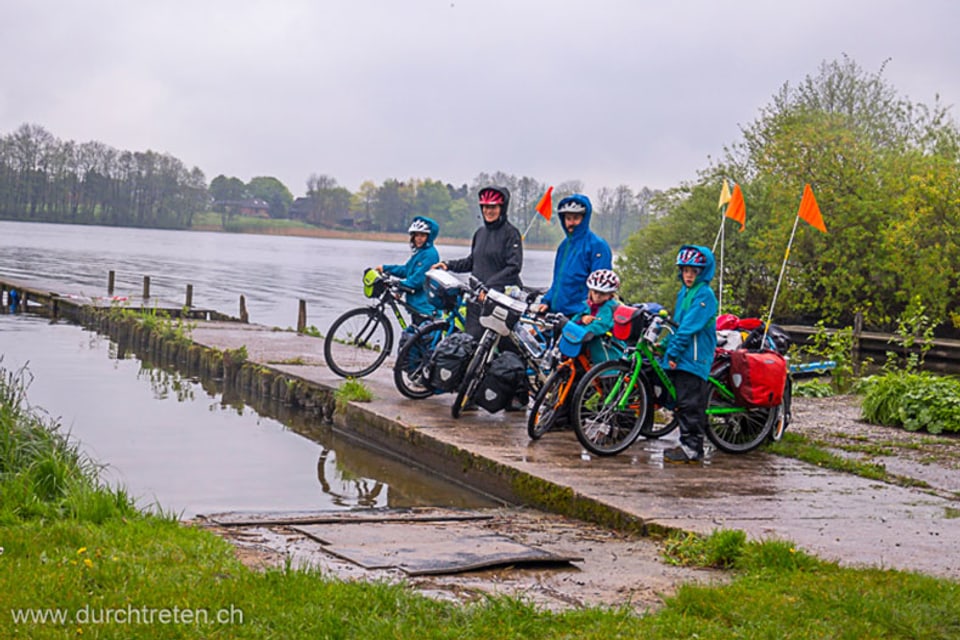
478,188,505,206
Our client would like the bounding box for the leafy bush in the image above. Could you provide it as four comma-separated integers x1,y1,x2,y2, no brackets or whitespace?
793,379,834,398
861,372,960,434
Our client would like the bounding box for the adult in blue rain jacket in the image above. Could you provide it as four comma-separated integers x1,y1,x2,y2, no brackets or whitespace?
377,216,441,322
661,244,718,464
537,194,612,317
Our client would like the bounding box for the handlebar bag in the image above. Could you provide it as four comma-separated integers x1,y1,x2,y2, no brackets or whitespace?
363,268,386,298
612,302,665,342
480,289,526,336
558,321,592,358
730,349,788,408
427,332,477,392
426,269,465,311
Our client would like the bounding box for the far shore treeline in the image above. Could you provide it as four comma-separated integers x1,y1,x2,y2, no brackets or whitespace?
2,56,960,335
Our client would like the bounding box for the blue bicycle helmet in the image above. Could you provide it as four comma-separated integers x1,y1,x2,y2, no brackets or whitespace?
676,246,708,268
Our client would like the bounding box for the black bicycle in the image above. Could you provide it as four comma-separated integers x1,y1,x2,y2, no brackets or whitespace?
393,270,470,399
451,281,560,419
323,269,425,378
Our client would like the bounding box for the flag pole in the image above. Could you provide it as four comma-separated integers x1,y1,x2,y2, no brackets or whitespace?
520,214,539,241
763,213,802,346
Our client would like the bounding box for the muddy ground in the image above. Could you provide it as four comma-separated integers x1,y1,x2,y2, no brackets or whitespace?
195,395,959,612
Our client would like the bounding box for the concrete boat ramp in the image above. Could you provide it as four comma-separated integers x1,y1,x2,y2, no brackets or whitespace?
182,320,960,582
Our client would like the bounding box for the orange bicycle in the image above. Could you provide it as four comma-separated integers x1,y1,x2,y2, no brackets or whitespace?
527,320,619,440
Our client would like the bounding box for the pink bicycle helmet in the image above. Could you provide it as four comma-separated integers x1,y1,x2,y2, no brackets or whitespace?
478,187,506,206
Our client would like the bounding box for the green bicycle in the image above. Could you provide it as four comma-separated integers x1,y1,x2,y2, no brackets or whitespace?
570,305,789,457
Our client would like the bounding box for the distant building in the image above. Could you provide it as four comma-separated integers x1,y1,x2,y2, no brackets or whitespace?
214,198,271,218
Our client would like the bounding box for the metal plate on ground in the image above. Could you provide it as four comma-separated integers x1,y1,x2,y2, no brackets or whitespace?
292,521,583,576
200,508,494,527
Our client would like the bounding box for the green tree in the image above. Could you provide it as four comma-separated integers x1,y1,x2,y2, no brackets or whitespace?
619,56,960,330
247,176,293,219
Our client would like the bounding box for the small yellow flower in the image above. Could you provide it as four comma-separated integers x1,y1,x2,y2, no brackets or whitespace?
77,547,87,556
76,626,83,635
83,558,93,568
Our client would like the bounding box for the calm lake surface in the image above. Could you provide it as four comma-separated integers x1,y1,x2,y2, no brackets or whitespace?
0,221,560,517
0,220,555,331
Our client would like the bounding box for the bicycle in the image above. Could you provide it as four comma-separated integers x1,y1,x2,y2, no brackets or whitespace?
451,280,560,419
570,305,789,456
323,268,428,378
526,320,623,440
392,269,469,399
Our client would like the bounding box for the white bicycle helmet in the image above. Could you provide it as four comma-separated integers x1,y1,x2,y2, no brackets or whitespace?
586,269,620,293
557,198,587,216
408,219,431,234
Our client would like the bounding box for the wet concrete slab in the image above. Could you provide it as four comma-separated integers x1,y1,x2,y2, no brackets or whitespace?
189,321,960,580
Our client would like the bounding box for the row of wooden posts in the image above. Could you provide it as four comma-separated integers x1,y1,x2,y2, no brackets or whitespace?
107,270,310,332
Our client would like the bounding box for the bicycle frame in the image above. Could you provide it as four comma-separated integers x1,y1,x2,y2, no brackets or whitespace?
600,338,740,420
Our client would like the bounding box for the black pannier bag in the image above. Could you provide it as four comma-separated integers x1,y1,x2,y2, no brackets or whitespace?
476,351,528,413
742,323,792,354
427,332,477,392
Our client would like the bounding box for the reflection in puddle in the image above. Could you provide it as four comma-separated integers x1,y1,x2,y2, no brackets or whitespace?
0,314,497,517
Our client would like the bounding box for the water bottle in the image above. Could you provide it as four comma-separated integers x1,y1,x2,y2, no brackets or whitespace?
516,325,541,355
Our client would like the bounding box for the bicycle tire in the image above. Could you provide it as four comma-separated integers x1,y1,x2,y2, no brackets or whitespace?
451,333,494,419
393,320,449,399
704,384,777,453
527,364,573,440
642,407,679,439
571,360,651,456
323,307,393,378
769,377,793,442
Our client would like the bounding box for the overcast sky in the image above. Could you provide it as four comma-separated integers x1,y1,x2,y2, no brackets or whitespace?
2,1,958,200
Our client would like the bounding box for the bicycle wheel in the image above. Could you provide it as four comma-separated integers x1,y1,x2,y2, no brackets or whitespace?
704,384,777,453
527,364,574,440
571,360,651,456
394,320,448,399
323,307,393,378
769,377,793,442
642,406,679,439
451,333,494,419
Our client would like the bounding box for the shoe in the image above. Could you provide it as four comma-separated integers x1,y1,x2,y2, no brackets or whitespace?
663,446,702,464
462,402,479,412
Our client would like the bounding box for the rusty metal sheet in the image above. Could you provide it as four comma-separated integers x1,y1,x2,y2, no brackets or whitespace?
292,522,582,576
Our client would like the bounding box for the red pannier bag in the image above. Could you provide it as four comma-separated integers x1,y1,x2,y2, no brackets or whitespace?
729,349,788,408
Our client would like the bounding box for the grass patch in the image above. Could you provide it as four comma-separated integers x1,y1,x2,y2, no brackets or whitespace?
766,433,933,491
334,378,373,412
267,356,307,365
3,363,960,638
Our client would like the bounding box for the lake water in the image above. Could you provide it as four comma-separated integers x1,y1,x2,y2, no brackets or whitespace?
0,221,562,517
0,220,555,331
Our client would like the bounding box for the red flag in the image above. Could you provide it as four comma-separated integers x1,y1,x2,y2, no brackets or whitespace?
725,184,746,231
797,184,827,233
535,186,553,221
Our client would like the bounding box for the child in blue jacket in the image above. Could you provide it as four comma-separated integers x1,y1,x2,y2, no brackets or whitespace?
662,245,718,463
376,216,441,322
570,269,623,364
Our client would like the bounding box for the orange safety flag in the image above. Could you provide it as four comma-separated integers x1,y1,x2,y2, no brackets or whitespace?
535,186,554,221
797,183,827,233
725,183,746,231
718,178,732,209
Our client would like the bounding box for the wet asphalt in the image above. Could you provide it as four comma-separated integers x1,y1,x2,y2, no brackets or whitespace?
190,321,960,580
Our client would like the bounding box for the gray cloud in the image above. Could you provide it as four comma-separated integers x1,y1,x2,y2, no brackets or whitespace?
2,0,957,200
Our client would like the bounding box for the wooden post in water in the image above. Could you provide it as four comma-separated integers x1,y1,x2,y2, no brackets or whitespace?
852,311,863,377
108,270,116,295
142,276,151,299
185,284,193,308
297,299,307,334
239,295,249,323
